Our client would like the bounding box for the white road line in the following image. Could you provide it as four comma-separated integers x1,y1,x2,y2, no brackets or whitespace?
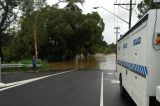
107,72,113,75
111,80,120,84
100,72,104,106
0,83,5,88
0,69,77,92
103,79,120,84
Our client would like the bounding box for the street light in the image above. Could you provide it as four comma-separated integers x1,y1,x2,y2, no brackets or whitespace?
93,6,123,43
93,6,129,25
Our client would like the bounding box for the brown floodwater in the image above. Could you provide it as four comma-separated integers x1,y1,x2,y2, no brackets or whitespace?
48,54,116,71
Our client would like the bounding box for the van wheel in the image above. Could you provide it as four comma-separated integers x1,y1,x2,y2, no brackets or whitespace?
119,74,127,97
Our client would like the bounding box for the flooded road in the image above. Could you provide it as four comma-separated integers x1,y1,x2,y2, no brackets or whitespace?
48,54,116,71
1,53,137,106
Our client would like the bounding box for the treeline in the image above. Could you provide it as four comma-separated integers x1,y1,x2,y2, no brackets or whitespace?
3,5,105,62
96,41,116,54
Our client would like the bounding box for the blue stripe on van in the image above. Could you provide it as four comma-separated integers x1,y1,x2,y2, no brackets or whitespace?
117,60,148,77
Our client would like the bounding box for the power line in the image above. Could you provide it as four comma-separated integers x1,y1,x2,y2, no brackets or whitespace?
114,0,136,29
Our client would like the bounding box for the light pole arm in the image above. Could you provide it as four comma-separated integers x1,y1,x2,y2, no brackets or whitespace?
93,6,129,24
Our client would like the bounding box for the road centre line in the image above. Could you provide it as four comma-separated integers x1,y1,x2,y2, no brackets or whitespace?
103,78,120,83
107,72,113,75
111,80,120,84
0,69,77,92
100,72,104,106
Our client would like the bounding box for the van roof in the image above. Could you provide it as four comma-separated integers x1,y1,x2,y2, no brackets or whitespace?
117,14,148,42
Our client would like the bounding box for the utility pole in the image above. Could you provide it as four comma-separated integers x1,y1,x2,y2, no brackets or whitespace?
114,26,120,60
114,0,136,29
129,0,132,29
114,27,120,43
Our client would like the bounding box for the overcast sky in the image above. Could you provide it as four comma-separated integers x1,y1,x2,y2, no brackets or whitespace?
47,0,143,44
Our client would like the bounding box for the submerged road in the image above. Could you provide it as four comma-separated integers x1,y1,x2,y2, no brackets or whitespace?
0,69,136,106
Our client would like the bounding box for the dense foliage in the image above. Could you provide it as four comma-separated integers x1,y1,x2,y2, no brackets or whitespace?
3,5,105,62
96,41,116,54
0,0,22,60
137,0,160,18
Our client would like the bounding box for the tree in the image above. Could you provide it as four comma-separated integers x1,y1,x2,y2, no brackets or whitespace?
41,8,104,61
21,0,46,59
21,0,46,17
4,6,105,62
59,0,85,12
137,0,160,18
19,4,48,60
33,0,46,60
0,0,22,61
20,0,34,17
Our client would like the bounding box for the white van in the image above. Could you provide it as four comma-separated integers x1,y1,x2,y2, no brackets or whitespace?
117,9,160,106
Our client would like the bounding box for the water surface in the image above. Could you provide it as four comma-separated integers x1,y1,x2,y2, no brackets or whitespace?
48,54,116,71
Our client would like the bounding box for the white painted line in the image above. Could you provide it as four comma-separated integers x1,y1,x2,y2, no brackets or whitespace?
103,78,120,84
0,83,5,88
100,72,104,106
111,80,120,84
0,69,77,92
107,72,113,75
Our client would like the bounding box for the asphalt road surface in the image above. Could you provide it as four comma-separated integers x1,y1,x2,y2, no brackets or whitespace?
0,69,136,106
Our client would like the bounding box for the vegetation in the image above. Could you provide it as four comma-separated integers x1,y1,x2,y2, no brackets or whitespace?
137,0,160,18
1,0,106,63
0,0,22,61
96,41,116,54
2,59,48,72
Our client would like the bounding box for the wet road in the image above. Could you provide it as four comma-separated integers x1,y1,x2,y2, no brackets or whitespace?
103,70,136,106
0,54,136,106
0,69,136,106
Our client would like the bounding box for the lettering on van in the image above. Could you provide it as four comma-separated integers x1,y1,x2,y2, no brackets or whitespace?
133,37,141,46
123,43,127,49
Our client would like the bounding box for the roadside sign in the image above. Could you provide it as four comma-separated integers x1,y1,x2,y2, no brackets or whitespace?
153,0,160,3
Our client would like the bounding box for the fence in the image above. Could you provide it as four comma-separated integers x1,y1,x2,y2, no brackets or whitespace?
0,62,41,83
1,64,41,68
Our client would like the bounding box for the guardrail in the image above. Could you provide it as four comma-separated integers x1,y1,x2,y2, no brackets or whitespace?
1,64,42,68
0,63,42,83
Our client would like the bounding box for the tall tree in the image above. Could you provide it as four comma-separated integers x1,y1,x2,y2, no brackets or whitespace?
5,6,104,62
33,0,46,59
59,0,85,12
20,0,34,17
21,0,46,17
21,0,46,59
0,0,21,60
